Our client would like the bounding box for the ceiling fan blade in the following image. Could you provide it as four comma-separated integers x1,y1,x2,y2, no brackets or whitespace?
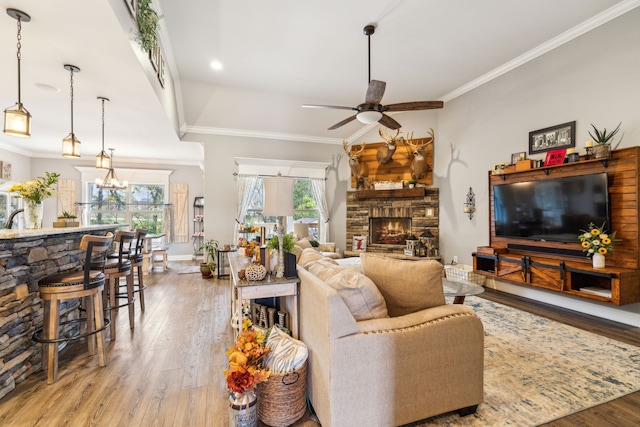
365,80,386,104
302,104,357,111
378,114,401,130
384,101,444,112
328,115,357,130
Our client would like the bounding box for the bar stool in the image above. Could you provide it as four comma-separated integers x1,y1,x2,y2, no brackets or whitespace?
129,229,148,311
103,230,135,340
34,233,113,384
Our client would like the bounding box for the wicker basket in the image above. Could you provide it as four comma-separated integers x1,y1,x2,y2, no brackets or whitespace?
444,264,486,285
257,360,308,427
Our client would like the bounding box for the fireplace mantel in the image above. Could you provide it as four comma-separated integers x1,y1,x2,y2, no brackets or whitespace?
353,187,425,199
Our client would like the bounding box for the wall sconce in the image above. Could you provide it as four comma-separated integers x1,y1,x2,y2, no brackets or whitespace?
3,9,31,137
464,187,476,220
61,64,81,158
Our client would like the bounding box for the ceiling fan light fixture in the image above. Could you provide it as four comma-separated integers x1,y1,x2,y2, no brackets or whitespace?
4,8,31,138
357,110,382,124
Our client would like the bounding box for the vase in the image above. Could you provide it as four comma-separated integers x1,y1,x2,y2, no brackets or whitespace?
228,389,258,427
592,252,605,269
594,144,611,159
23,202,44,229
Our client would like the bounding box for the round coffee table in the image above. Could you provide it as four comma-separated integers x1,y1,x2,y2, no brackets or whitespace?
443,278,485,304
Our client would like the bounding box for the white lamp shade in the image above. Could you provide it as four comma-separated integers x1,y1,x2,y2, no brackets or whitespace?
357,111,382,124
262,176,295,217
294,223,310,238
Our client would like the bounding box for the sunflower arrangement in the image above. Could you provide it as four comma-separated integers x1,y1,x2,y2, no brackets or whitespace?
224,319,270,393
578,222,618,256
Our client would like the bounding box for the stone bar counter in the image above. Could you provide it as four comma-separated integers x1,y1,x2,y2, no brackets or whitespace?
0,224,123,399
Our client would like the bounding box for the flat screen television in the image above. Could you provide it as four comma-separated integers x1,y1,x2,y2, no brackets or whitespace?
493,172,610,243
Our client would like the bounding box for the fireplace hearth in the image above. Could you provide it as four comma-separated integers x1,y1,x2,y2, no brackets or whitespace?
370,217,412,245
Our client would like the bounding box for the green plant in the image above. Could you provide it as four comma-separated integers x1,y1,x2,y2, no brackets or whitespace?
137,0,163,52
198,239,219,267
58,211,77,219
8,172,60,203
589,122,621,145
266,233,295,253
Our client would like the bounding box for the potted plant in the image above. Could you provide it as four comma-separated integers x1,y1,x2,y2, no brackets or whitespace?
407,179,417,189
266,233,297,278
589,122,621,159
136,0,163,52
54,211,79,228
198,239,219,278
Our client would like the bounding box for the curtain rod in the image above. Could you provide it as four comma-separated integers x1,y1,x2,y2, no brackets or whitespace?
233,172,326,180
75,202,173,206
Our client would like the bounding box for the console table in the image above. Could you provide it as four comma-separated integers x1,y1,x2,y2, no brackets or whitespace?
228,252,300,338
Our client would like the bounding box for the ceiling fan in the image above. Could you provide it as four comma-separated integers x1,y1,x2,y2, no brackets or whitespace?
303,25,443,130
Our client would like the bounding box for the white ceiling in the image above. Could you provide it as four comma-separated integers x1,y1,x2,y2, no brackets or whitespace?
0,0,636,165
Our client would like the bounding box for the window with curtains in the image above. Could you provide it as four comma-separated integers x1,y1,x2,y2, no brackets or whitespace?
245,178,319,239
87,183,166,233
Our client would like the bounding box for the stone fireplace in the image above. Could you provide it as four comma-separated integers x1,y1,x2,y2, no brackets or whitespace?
346,188,439,256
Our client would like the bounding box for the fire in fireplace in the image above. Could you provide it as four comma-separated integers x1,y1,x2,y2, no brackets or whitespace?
370,217,412,245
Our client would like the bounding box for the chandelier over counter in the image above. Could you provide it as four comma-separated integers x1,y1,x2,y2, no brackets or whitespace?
96,97,110,169
96,148,127,190
3,8,32,137
61,64,81,158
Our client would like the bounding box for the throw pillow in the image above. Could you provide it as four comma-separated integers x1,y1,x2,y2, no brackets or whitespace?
360,253,445,317
297,248,329,267
264,326,308,373
305,259,389,321
296,238,313,249
317,242,336,253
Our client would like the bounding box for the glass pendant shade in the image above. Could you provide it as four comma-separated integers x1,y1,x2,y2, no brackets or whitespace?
62,133,81,158
3,102,31,137
96,148,127,189
357,110,382,124
96,151,110,169
4,9,31,138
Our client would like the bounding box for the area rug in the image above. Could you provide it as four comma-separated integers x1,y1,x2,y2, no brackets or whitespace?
412,297,640,426
176,265,201,274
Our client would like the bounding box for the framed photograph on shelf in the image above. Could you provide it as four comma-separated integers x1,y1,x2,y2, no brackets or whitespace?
511,152,526,165
529,121,576,154
352,236,367,252
544,149,567,166
491,162,508,175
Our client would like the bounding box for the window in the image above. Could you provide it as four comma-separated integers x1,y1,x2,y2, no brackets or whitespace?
88,183,166,234
244,178,319,240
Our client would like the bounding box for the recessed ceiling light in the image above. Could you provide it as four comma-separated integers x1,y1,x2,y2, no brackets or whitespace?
35,83,60,92
210,60,223,71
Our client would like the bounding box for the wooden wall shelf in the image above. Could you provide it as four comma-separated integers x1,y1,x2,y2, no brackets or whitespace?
354,187,426,199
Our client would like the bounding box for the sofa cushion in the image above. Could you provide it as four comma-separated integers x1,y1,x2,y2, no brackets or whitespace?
360,253,445,317
317,242,336,252
264,325,308,373
305,258,388,321
298,248,330,267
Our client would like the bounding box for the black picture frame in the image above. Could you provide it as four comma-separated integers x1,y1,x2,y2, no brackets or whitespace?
529,121,576,155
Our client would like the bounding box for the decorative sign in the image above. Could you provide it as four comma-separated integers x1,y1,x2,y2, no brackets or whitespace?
544,149,567,166
0,162,11,179
352,236,367,252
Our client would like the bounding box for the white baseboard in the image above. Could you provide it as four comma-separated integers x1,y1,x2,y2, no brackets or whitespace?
485,278,640,327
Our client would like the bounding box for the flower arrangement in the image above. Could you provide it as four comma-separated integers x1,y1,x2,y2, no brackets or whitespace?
579,222,618,256
239,223,259,233
8,172,60,203
224,319,270,393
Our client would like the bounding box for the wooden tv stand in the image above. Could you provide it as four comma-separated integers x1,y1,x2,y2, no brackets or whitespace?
473,250,640,305
474,147,640,306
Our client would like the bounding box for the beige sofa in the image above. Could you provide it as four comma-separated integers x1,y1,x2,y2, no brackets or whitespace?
288,250,484,427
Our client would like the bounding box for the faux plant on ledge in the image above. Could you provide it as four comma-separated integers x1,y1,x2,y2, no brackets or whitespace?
136,0,163,52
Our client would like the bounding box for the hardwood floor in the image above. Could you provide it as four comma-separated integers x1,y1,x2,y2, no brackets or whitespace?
0,262,637,426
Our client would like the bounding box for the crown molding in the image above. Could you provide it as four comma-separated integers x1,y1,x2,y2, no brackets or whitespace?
185,125,343,145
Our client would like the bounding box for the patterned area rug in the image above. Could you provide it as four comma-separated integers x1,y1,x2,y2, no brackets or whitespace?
415,297,640,426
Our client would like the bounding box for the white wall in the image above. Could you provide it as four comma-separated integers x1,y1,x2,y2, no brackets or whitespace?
434,8,640,325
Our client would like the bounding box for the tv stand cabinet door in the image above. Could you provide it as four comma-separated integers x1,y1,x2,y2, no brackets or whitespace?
528,260,564,291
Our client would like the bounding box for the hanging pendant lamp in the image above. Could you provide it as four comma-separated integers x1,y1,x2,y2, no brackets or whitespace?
96,97,110,169
96,148,128,190
62,64,81,158
3,8,32,137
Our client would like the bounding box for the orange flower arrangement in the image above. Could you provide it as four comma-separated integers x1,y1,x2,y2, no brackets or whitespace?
224,319,270,393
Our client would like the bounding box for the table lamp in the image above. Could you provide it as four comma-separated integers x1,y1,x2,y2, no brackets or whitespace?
262,174,295,278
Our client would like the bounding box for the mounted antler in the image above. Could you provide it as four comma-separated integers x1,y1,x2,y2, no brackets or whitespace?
377,128,400,165
343,141,368,185
405,129,435,180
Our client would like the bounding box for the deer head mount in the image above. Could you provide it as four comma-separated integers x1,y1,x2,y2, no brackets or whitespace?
405,128,435,180
376,128,400,165
343,140,368,183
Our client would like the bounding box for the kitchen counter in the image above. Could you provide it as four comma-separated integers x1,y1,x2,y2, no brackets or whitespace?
0,223,124,240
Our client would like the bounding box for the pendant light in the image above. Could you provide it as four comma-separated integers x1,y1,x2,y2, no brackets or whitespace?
61,64,81,158
96,97,110,169
96,148,128,189
3,9,32,137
